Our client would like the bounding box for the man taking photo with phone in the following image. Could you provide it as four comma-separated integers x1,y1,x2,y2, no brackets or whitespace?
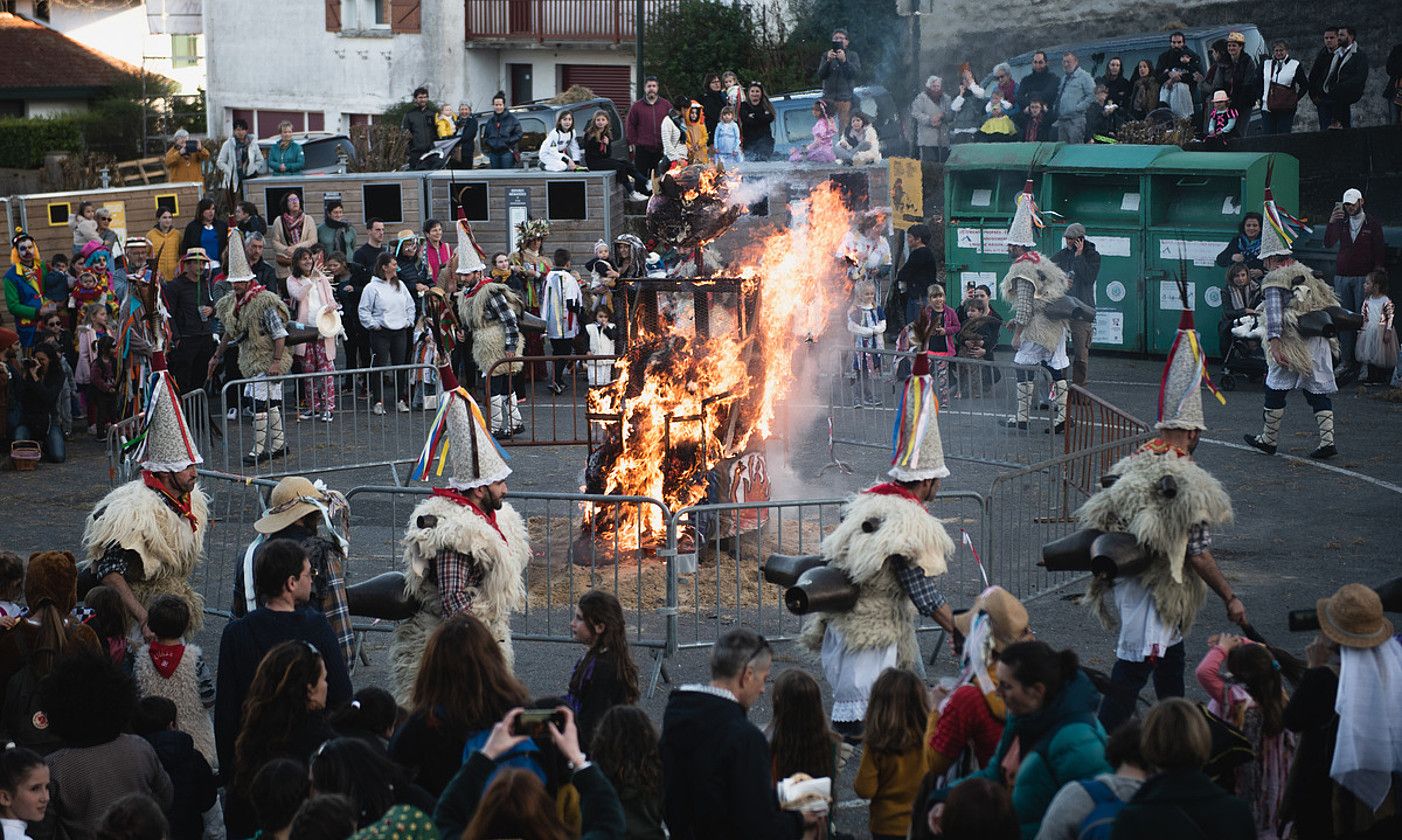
818,28,862,132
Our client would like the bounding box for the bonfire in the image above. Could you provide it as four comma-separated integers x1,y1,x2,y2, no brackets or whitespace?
581,173,861,553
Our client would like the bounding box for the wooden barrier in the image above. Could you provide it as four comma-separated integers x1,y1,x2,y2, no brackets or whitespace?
1,181,203,260
425,169,622,260
248,173,428,242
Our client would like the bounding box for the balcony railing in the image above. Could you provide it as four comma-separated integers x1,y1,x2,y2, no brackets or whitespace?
466,0,677,44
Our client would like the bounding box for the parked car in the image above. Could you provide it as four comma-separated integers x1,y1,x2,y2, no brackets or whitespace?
256,132,358,176
769,85,908,161
989,24,1267,126
471,97,626,168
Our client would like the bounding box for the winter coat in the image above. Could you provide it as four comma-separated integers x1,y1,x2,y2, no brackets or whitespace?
435,750,627,840
949,84,989,135
817,48,862,101
936,669,1110,840
1054,68,1097,123
402,105,437,154
358,277,417,331
1329,43,1370,106
661,116,687,165
910,89,952,148
317,220,357,257
287,272,340,360
1109,768,1255,840
737,100,775,150
216,135,265,189
625,96,673,150
1051,241,1102,305
699,88,728,140
1156,47,1203,86
146,226,183,282
1261,57,1306,113
1100,73,1132,109
540,128,584,171
266,139,304,176
585,321,616,385
1017,68,1061,113
143,728,217,840
1130,75,1161,119
179,218,228,265
837,125,881,166
163,144,208,184
270,213,316,280
482,112,524,153
1324,212,1387,277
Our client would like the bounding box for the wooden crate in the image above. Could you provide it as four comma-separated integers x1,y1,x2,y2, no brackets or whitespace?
3,181,203,261
249,173,428,240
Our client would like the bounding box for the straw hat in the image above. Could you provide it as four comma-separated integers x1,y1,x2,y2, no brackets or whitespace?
446,394,510,490
1317,583,1394,649
180,247,211,267
1156,307,1212,431
954,585,1031,651
255,476,329,534
138,371,203,472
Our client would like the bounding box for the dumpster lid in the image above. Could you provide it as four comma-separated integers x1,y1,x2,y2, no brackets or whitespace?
1147,150,1277,173
945,141,1063,170
1046,144,1173,171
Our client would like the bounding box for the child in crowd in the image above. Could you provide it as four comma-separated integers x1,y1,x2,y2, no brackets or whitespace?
436,103,458,139
897,283,960,397
541,249,583,395
855,668,932,840
979,89,1017,140
790,100,837,163
0,552,23,618
90,336,120,438
721,70,742,108
131,696,217,840
68,270,107,323
133,595,217,767
249,759,311,840
565,590,640,748
75,302,108,430
1196,633,1296,837
1204,90,1238,140
590,706,665,840
584,306,617,387
84,584,132,670
0,747,50,838
847,280,886,407
713,106,743,167
1357,268,1395,384
583,240,613,308
329,687,400,752
770,669,845,784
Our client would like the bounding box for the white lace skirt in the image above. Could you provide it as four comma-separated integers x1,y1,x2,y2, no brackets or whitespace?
821,624,897,723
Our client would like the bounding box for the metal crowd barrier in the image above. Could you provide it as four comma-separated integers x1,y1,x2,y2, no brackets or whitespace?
190,469,277,620
1062,385,1155,490
483,354,619,447
217,363,442,481
826,348,1059,468
106,389,214,484
985,435,1153,605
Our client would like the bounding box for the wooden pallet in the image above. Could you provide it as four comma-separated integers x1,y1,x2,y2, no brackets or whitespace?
114,156,168,186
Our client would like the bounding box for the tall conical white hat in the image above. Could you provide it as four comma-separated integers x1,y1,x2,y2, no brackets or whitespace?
137,371,203,472
1006,179,1040,248
889,355,949,481
446,391,510,490
1155,282,1223,431
455,218,486,274
1258,185,1292,259
225,227,255,282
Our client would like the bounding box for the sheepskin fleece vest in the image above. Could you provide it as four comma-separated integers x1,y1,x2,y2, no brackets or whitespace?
460,282,526,375
1260,261,1341,377
390,495,530,703
134,643,216,768
800,491,953,669
1001,254,1071,351
1076,448,1233,634
214,290,292,378
81,480,208,634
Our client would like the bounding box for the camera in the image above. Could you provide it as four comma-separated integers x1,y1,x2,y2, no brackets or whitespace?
184,140,200,154
511,709,565,738
831,40,843,53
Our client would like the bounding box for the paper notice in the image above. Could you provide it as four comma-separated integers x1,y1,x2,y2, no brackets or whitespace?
971,188,992,207
956,228,1009,254
1096,235,1132,257
1222,195,1241,215
1159,239,1227,267
959,271,999,300
1093,310,1124,345
1121,193,1141,212
1160,280,1195,311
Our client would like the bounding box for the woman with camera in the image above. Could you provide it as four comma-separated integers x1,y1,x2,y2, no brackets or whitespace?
13,342,67,463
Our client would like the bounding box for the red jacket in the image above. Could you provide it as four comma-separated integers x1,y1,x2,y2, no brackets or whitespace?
1323,213,1386,277
624,96,672,150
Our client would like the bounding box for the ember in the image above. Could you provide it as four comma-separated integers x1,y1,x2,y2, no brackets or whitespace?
584,180,859,551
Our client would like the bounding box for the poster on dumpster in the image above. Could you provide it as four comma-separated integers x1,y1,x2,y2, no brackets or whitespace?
888,158,923,230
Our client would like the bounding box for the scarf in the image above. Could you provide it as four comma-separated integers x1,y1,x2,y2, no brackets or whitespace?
142,470,199,531
147,641,186,678
1236,233,1261,258
281,211,304,242
425,240,450,279
430,487,506,543
232,280,267,317
1332,638,1402,810
863,482,921,504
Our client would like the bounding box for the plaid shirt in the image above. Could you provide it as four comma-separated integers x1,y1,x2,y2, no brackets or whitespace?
306,538,354,668
893,557,947,617
483,288,520,353
1262,285,1286,341
434,548,486,617
1187,523,1211,557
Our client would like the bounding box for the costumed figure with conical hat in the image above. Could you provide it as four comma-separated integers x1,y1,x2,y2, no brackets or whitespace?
459,227,531,439
1244,181,1339,459
510,218,551,374
801,349,957,737
115,240,172,419
5,230,47,350
82,352,208,637
210,227,293,465
1000,180,1073,433
390,358,530,703
1072,293,1243,731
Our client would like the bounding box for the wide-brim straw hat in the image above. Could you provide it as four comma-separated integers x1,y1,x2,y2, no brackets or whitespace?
954,585,1031,651
1317,583,1395,649
254,476,328,534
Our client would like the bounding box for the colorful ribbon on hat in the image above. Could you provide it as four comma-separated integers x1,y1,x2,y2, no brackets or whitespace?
124,370,198,466
1264,198,1311,250
1156,326,1226,425
890,373,938,473
409,388,510,482
1015,190,1045,231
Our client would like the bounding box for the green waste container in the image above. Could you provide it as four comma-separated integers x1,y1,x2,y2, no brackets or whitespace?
1145,151,1300,357
943,142,1062,321
1044,145,1174,353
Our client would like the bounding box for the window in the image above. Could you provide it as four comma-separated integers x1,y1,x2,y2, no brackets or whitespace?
34,0,49,21
154,194,180,217
784,107,817,144
264,186,304,223
171,34,199,69
362,184,404,224
343,0,390,30
547,181,587,221
517,117,548,155
453,182,489,222
46,202,71,226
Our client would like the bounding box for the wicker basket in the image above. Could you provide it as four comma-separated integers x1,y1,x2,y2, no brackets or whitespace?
10,440,41,471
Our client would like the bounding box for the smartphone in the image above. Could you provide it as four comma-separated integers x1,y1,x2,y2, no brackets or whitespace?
185,139,200,154
511,709,565,738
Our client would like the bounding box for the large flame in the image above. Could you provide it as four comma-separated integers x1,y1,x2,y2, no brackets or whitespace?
585,181,858,548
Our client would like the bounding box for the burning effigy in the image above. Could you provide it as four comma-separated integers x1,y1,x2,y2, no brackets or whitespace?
579,168,861,557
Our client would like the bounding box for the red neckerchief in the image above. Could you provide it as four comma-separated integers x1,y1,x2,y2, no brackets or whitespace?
1013,251,1042,265
863,482,923,504
232,280,266,316
142,470,199,531
463,277,493,299
430,487,507,543
147,641,185,679
1136,438,1190,458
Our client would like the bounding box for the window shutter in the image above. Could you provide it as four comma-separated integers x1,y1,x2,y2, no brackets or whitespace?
390,0,421,33
325,0,341,32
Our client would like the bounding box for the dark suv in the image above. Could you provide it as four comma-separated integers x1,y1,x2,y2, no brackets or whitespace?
471,97,627,168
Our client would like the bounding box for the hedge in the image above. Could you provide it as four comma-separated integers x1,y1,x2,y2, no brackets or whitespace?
0,116,84,169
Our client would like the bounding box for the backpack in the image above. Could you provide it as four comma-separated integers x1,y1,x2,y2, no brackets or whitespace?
1076,778,1127,840
2,632,63,755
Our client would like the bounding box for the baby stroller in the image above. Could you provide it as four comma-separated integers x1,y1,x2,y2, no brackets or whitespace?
1218,312,1267,391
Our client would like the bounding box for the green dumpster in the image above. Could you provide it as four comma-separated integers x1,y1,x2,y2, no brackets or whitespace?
944,142,1062,321
1145,151,1300,356
1044,144,1174,353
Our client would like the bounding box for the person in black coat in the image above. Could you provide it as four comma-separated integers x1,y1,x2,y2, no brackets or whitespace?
737,82,776,161
1327,27,1370,128
133,697,217,840
659,630,808,840
891,223,937,332
179,198,228,265
698,73,728,144
565,591,640,748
